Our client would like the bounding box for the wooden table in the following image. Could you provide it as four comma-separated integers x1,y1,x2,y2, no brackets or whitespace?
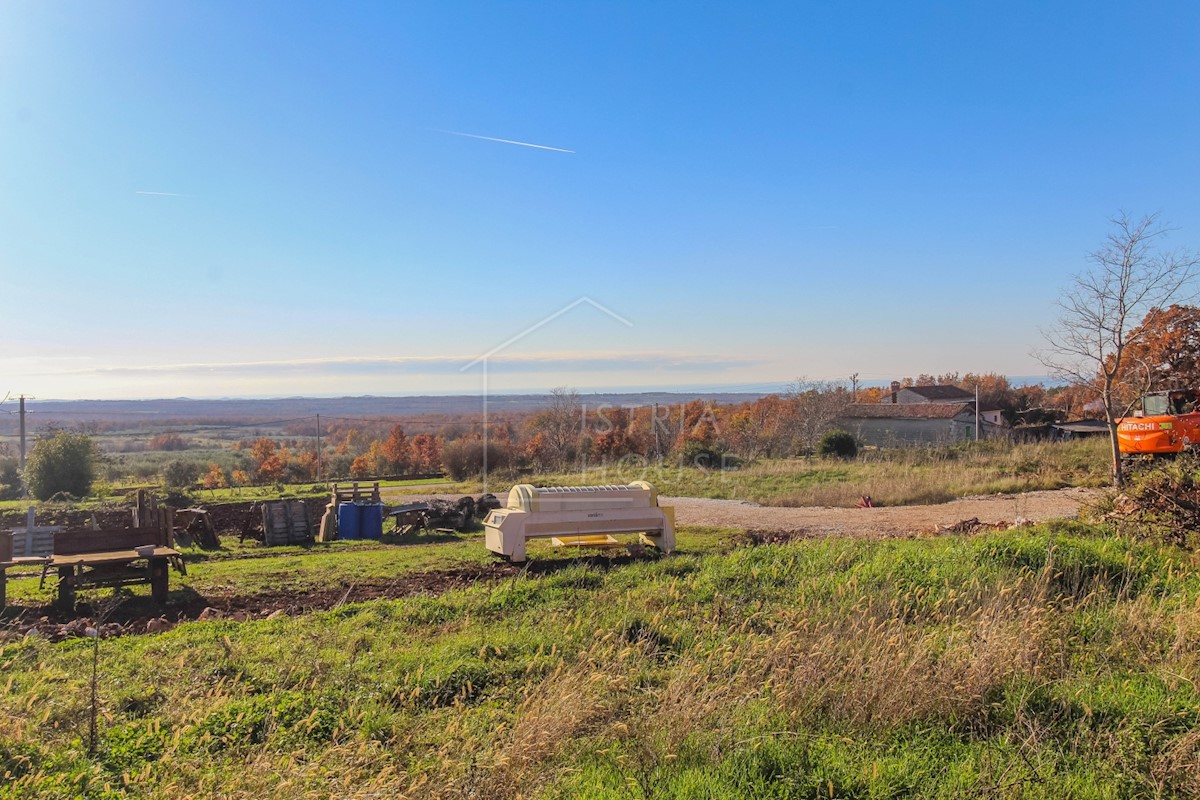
0,561,12,609
1,554,50,609
46,547,184,607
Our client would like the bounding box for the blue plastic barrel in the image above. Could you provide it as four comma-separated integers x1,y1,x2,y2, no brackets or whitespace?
337,502,362,540
360,503,384,540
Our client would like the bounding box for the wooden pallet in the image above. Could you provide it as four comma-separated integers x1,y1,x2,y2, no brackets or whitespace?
7,507,62,560
331,481,381,504
8,526,59,559
261,500,313,546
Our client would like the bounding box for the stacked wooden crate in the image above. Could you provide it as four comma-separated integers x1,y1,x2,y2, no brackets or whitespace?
261,500,313,546
331,481,381,504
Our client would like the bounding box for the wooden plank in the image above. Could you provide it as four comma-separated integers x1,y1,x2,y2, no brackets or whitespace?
53,528,164,556
551,534,623,549
50,547,181,567
287,501,311,544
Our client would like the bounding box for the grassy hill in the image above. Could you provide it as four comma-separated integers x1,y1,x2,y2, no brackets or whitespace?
3,521,1199,798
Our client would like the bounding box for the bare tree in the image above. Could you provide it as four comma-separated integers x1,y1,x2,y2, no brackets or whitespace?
783,378,852,454
1039,213,1199,485
528,386,583,469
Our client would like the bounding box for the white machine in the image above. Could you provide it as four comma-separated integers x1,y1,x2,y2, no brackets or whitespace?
483,481,675,562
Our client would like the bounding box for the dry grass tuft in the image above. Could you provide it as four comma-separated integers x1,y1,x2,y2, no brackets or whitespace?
757,567,1058,729
488,659,625,796
770,439,1108,507
1152,729,1200,795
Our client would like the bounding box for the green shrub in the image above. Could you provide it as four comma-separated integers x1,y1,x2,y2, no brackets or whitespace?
818,429,858,459
677,440,730,469
0,456,20,500
23,430,96,500
161,459,201,489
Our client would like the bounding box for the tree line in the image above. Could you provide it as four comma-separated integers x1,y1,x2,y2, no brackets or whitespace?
2,365,1162,500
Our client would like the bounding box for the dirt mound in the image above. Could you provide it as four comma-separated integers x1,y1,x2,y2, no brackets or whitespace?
0,506,129,530
933,517,1017,534
736,529,817,546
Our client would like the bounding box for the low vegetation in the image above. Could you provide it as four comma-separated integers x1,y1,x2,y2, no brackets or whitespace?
2,521,1199,798
1100,454,1200,549
3,439,1107,515
521,438,1110,507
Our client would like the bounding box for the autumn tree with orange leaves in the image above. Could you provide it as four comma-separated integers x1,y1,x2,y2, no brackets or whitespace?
591,406,636,460
201,463,227,490
1112,305,1200,395
246,437,290,483
726,395,791,458
409,434,443,473
380,425,412,473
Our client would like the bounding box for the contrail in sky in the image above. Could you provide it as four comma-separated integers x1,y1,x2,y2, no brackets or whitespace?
438,129,575,154
135,190,190,197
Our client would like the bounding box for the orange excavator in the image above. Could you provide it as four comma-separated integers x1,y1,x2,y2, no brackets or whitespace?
1117,389,1200,461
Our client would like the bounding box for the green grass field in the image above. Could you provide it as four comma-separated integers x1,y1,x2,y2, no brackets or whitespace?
3,518,1199,798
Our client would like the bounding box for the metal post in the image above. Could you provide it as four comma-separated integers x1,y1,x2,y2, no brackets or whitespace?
653,403,661,458
315,414,321,482
19,396,27,497
482,360,489,494
975,384,981,441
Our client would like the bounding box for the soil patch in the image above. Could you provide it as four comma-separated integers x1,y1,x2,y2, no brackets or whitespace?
735,529,819,546
663,487,1098,538
3,562,510,643
1,552,658,642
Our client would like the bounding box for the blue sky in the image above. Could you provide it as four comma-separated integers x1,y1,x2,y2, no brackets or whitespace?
2,1,1198,399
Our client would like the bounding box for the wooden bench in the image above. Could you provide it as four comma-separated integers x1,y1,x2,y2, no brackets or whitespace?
42,528,185,608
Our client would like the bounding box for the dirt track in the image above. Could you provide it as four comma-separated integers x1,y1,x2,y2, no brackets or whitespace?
665,487,1100,538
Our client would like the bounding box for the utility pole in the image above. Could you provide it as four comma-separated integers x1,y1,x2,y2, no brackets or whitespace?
975,383,981,442
19,395,28,498
18,395,26,471
653,403,661,459
315,414,322,482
